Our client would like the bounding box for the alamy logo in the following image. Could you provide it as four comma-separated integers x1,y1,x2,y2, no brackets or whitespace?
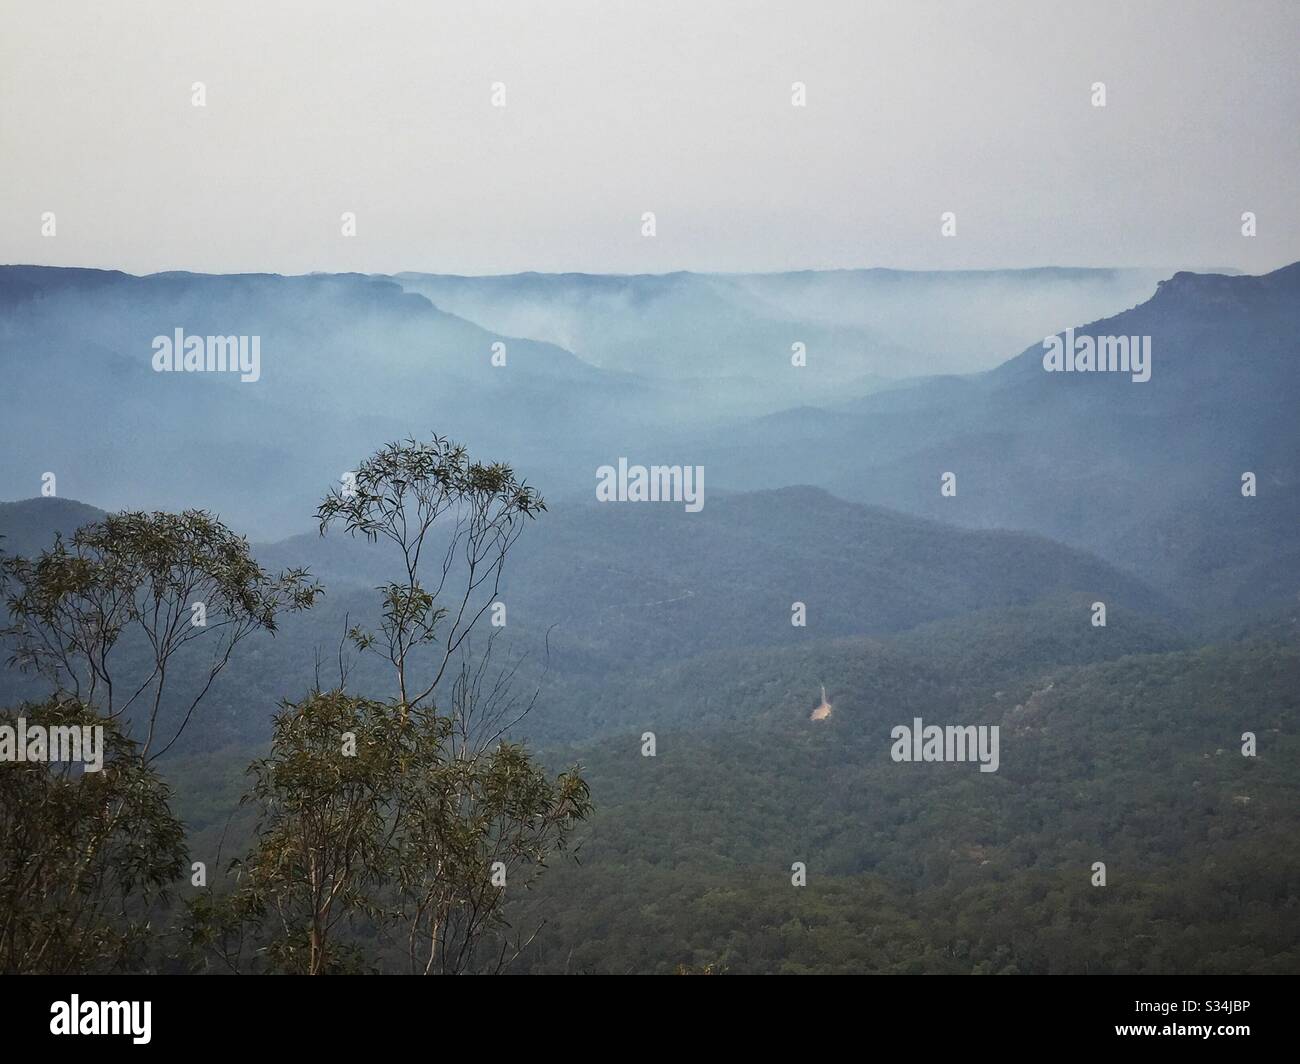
0,718,103,772
596,457,704,512
151,328,261,382
890,717,1000,773
1042,327,1151,382
50,996,151,1044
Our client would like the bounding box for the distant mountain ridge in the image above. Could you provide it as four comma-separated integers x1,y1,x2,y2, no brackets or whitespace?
688,262,1300,623
390,264,1169,382
1,260,1293,624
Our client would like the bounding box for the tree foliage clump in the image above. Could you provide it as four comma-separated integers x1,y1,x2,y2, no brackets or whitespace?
0,697,185,974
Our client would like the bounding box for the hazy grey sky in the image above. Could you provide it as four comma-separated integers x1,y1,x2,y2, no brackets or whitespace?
2,0,1296,275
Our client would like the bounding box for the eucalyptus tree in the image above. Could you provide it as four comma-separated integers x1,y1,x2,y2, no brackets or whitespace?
1,509,320,761
291,434,590,973
0,697,185,973
0,510,317,973
196,690,411,975
186,436,587,974
195,681,590,975
396,723,591,974
316,434,544,718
